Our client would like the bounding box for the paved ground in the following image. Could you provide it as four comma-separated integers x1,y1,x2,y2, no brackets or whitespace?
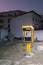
0,41,43,65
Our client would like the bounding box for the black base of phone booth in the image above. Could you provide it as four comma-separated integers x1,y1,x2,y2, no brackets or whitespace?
25,37,31,41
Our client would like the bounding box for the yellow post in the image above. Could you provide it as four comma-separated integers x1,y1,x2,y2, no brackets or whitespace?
31,29,34,43
26,42,31,54
22,25,34,55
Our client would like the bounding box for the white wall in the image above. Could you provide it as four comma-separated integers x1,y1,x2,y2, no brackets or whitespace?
10,12,43,41
34,30,43,41
1,29,8,40
10,13,33,38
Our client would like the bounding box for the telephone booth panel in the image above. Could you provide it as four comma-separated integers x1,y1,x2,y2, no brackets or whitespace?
22,25,34,54
22,25,34,42
25,30,31,41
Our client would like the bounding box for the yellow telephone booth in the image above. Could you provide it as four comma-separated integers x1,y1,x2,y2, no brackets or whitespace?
22,25,34,54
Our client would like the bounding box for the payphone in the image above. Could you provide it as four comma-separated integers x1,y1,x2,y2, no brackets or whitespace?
22,25,34,54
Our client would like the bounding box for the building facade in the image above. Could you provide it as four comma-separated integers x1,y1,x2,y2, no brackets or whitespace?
0,10,43,40
0,10,26,40
10,11,42,38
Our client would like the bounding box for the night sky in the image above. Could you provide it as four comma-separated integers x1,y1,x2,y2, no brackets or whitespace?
0,0,43,14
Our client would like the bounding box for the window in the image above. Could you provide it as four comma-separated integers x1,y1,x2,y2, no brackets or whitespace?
0,25,3,28
0,19,3,23
33,17,34,21
14,13,16,16
8,14,12,17
8,19,10,23
0,15,4,18
36,19,37,22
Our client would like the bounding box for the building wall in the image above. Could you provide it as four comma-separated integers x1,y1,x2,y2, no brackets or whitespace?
10,12,42,38
34,30,43,41
10,13,33,38
0,10,42,30
0,10,26,29
0,10,42,40
3,18,8,29
32,12,41,29
1,29,8,40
